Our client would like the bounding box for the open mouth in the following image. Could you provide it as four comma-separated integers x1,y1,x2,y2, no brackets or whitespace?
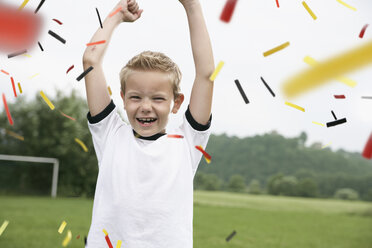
136,118,157,126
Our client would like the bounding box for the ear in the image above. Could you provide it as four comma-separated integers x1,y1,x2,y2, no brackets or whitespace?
171,93,184,114
120,90,126,110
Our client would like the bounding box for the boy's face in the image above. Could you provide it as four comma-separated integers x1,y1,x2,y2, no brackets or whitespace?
121,70,184,137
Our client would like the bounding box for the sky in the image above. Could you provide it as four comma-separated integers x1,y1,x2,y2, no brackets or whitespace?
0,0,372,154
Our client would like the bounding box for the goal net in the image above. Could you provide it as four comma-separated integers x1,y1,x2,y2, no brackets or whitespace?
0,154,59,197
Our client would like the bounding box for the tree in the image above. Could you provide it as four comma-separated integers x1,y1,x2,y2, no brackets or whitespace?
295,169,315,180
334,188,359,201
297,131,307,148
277,176,298,196
0,90,98,197
267,173,283,195
248,179,261,194
194,172,222,191
227,175,246,192
296,178,318,197
365,189,372,202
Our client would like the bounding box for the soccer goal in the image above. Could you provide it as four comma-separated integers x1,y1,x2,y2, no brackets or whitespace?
0,154,59,198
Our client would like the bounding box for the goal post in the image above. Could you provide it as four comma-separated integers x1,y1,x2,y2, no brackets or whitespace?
0,154,59,198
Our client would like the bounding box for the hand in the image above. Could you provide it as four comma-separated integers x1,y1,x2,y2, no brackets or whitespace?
113,0,143,23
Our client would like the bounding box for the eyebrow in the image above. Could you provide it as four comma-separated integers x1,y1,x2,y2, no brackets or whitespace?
127,91,168,96
126,91,140,95
152,93,168,97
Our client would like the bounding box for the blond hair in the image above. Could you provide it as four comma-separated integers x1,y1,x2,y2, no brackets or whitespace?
120,51,182,97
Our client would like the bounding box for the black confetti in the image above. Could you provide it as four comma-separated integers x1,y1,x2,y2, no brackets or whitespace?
326,118,347,128
234,79,249,104
226,230,237,242
35,0,46,14
331,110,337,120
48,30,66,44
76,66,94,81
260,76,275,97
8,49,27,58
96,8,103,29
38,41,44,51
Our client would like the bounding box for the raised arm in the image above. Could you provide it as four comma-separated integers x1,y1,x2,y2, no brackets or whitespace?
82,0,143,116
180,0,215,125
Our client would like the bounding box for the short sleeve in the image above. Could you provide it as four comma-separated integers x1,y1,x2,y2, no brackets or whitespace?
87,100,127,166
180,106,212,177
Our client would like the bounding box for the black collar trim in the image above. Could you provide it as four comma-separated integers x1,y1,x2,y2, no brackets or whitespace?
133,130,166,140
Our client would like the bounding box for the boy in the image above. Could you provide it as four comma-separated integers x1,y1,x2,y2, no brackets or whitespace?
82,0,215,247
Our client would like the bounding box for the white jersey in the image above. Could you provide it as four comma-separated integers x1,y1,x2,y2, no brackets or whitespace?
86,100,211,248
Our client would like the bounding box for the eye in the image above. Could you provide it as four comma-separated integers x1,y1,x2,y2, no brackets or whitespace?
130,96,140,100
153,97,165,101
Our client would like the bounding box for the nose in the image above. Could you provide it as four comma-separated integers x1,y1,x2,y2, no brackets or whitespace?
140,98,152,113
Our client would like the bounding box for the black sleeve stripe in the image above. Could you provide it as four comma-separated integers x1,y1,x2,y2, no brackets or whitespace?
87,100,116,124
185,105,212,131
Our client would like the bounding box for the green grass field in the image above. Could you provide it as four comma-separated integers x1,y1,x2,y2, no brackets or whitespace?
0,191,371,248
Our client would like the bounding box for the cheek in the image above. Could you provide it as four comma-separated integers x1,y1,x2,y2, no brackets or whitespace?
124,102,137,115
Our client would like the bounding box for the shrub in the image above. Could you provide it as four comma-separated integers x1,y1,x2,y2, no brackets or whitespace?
334,188,359,201
248,179,261,194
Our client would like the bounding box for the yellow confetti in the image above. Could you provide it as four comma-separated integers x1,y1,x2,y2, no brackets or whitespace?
23,54,31,58
303,56,317,66
5,129,24,141
263,42,290,57
285,101,305,112
17,83,23,94
40,91,55,110
108,86,112,96
302,1,317,20
116,240,122,248
312,121,325,127
304,56,357,87
282,41,372,98
205,157,211,164
102,229,108,236
58,221,67,234
18,0,30,10
322,142,332,149
29,73,39,79
336,0,356,11
62,230,72,247
209,61,224,81
75,138,88,152
0,220,9,236
337,76,357,87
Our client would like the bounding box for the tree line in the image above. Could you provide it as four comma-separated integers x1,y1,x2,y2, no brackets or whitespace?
195,132,372,201
1,91,372,201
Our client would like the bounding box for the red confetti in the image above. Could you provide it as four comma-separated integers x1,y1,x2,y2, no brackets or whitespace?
2,93,13,125
86,40,106,46
59,110,76,121
167,134,184,138
359,24,369,38
52,18,63,25
334,95,345,99
220,0,238,23
105,235,113,248
76,235,80,239
362,132,372,159
1,69,9,75
0,3,42,52
276,0,280,8
195,145,211,161
10,77,17,97
109,6,122,18
66,65,74,74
